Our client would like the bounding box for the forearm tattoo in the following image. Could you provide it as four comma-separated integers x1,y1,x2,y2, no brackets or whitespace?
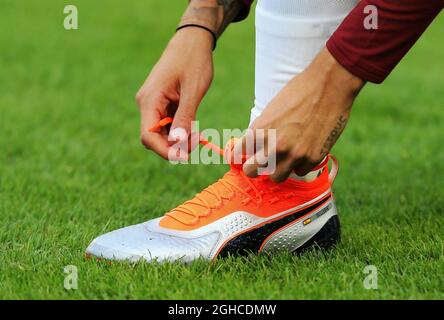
320,114,348,157
216,0,244,35
180,0,244,37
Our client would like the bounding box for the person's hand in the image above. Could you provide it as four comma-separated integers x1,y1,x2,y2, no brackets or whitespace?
235,48,365,182
136,27,214,160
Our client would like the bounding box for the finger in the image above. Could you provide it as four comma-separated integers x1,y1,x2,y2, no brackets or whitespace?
139,98,170,159
170,89,200,143
293,160,317,176
140,131,170,160
270,156,299,183
166,132,201,162
189,131,201,153
242,155,261,178
168,140,189,162
231,128,256,165
242,150,270,178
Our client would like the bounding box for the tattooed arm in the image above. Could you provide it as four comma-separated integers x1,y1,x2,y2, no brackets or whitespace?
180,0,247,38
235,48,365,181
136,0,247,160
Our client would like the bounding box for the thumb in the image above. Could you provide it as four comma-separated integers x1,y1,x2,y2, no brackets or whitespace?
231,128,256,164
169,91,199,143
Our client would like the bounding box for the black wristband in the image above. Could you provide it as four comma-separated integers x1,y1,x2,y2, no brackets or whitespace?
176,24,217,51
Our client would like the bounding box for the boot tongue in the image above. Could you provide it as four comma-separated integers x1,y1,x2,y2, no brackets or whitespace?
163,168,249,226
161,138,252,227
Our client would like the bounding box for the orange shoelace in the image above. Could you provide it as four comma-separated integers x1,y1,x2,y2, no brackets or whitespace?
149,118,336,226
149,117,259,225
165,168,264,225
148,117,224,156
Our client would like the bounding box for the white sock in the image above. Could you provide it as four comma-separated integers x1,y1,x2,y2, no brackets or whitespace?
250,0,357,181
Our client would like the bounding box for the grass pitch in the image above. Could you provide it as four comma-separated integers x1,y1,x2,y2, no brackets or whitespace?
0,1,443,299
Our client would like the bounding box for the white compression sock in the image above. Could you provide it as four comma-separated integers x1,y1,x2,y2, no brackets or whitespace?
250,0,358,125
250,0,357,181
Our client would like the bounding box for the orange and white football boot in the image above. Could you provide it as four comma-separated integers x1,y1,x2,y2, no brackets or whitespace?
86,151,340,263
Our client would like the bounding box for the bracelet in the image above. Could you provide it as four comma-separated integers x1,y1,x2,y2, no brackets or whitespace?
176,24,217,51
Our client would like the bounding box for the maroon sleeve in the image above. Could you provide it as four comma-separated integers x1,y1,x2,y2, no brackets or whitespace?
326,0,443,83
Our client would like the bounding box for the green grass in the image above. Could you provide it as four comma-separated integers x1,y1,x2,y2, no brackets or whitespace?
0,0,443,299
